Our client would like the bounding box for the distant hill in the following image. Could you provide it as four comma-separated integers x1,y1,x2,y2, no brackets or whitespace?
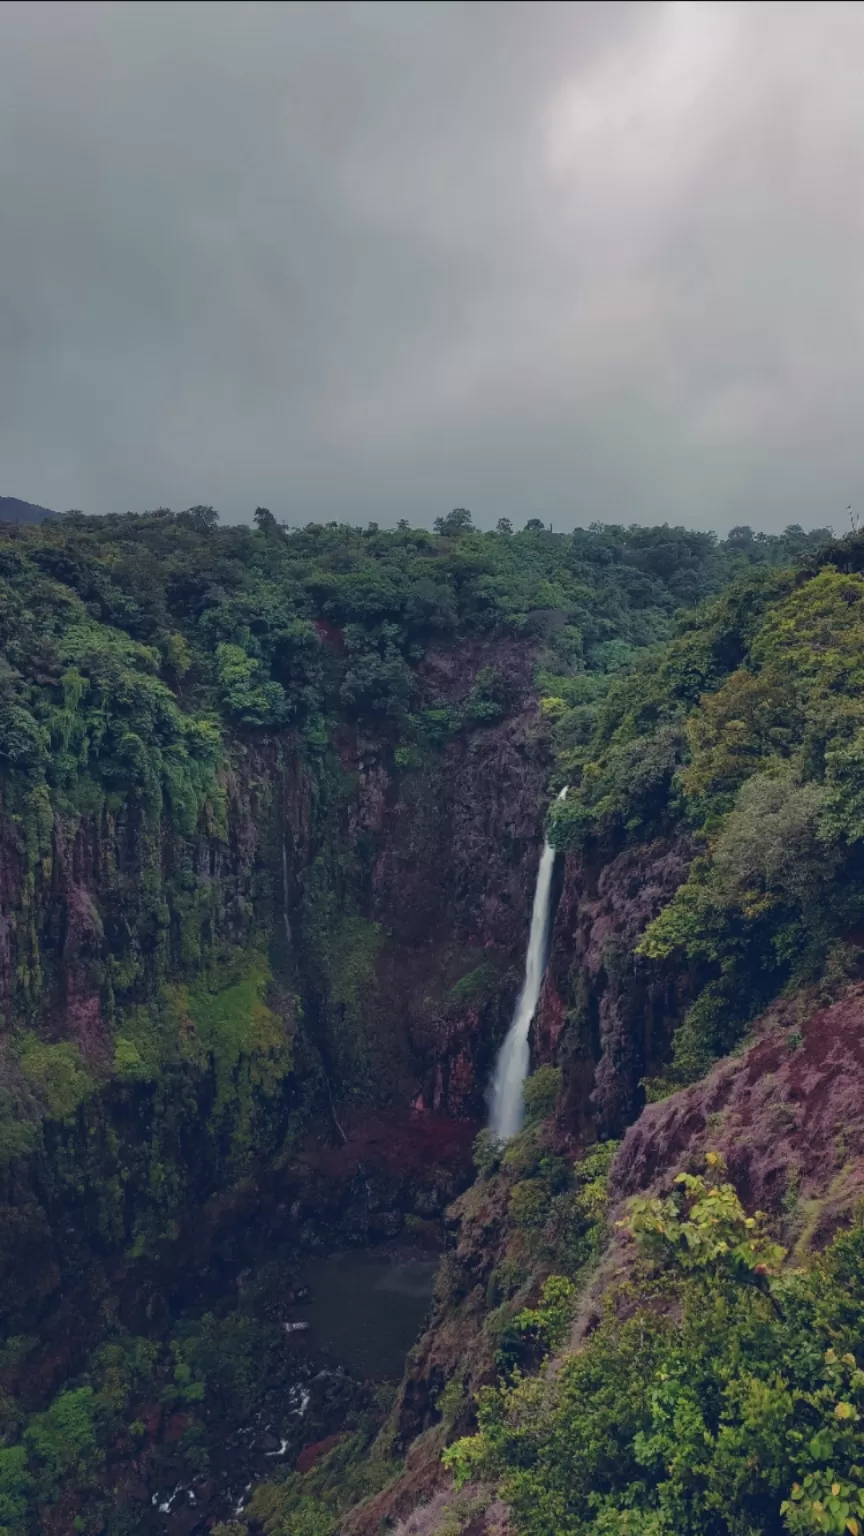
0,496,57,524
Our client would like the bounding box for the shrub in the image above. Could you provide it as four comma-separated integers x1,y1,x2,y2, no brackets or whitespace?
523,1066,562,1124
443,1162,864,1536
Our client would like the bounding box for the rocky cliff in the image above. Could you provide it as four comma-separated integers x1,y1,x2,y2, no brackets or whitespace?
0,632,556,1428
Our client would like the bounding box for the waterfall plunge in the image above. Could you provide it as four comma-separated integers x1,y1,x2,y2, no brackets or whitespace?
489,787,568,1141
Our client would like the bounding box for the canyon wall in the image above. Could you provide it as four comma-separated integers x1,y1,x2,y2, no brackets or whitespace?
0,639,561,1350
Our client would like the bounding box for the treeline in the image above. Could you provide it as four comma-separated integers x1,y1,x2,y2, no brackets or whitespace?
0,504,829,807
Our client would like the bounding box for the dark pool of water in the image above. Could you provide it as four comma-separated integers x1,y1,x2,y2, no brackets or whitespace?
293,1248,439,1381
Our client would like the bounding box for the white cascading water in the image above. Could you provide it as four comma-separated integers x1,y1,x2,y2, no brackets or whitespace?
489,787,568,1141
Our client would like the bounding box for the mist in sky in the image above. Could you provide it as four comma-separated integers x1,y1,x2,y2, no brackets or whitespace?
1,1,862,532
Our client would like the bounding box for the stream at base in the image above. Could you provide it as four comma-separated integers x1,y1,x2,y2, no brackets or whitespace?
149,1240,440,1533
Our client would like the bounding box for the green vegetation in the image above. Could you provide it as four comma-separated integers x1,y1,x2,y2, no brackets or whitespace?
13,1034,95,1122
163,955,294,1161
445,1155,864,1536
236,1432,399,1536
548,541,864,1084
459,1117,618,1394
522,1065,563,1124
0,1295,350,1535
0,506,825,797
3,506,798,1127
0,504,847,1532
0,504,826,1052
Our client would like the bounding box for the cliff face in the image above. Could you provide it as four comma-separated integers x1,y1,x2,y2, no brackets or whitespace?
0,636,546,1095
344,643,551,1117
611,981,864,1245
532,836,694,1139
0,737,309,1054
0,638,554,1342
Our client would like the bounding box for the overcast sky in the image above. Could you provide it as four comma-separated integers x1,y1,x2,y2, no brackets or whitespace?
1,1,863,532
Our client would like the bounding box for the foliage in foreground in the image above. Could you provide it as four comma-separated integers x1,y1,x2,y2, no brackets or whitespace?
445,1156,864,1536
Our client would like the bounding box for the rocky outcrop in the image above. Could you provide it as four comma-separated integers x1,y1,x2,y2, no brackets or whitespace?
534,836,693,1139
612,980,864,1249
373,640,547,954
350,978,864,1536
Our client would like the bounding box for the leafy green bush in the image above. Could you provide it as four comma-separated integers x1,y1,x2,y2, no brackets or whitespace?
14,1036,94,1122
23,1387,101,1502
523,1066,562,1124
623,1151,786,1278
215,642,288,726
444,1157,864,1536
0,1445,33,1535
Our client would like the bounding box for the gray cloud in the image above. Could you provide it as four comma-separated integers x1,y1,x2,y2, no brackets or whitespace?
1,0,862,532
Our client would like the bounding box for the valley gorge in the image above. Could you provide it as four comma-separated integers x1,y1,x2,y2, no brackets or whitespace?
2,509,864,1536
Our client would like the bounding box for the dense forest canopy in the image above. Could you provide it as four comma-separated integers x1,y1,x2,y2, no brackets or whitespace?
0,505,831,801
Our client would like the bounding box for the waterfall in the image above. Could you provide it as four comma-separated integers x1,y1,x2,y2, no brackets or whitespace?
489,787,568,1141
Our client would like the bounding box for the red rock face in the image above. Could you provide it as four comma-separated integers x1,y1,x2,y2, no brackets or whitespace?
315,637,552,1117
296,1432,345,1474
312,620,345,652
163,1412,189,1445
612,982,864,1245
369,638,550,955
534,836,694,1139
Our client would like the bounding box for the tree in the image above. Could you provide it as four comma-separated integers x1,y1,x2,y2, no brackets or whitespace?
727,524,756,549
178,505,218,533
253,506,278,534
524,518,546,532
496,517,513,535
434,507,474,537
